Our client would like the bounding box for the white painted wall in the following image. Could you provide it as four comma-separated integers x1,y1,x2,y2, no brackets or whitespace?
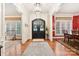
5,3,21,16
21,11,52,43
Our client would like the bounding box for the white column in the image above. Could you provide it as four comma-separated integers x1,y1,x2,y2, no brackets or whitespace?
49,13,53,41
0,3,6,56
22,12,29,44
1,3,6,42
0,3,2,42
0,3,5,41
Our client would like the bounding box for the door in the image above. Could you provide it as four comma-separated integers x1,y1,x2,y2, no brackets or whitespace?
32,18,45,39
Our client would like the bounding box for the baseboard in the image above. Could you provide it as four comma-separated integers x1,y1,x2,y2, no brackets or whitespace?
53,37,64,38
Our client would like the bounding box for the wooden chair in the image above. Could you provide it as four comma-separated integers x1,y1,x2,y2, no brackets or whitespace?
63,30,69,42
72,30,79,40
64,33,73,42
63,30,73,42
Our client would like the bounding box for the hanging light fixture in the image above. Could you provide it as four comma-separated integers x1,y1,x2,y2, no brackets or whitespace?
34,3,41,12
33,3,42,18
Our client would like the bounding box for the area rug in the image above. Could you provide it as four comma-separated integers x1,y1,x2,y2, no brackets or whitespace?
56,39,79,55
22,42,55,56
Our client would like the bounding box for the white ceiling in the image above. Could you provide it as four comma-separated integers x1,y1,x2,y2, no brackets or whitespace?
22,3,56,13
5,3,79,16
5,3,21,16
57,3,79,14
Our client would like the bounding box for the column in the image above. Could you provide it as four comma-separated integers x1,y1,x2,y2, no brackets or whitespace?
49,13,53,41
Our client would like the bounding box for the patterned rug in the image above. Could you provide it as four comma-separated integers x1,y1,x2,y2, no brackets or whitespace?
22,42,55,56
56,39,79,55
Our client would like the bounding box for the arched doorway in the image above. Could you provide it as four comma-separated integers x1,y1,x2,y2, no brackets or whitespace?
32,18,45,39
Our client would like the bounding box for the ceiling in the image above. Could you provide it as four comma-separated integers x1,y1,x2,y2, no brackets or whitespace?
5,3,21,16
22,3,56,13
57,3,79,14
5,3,79,16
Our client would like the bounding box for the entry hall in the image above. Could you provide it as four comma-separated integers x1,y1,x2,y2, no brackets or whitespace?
0,3,79,56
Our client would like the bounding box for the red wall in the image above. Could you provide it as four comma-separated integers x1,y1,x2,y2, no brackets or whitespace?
73,15,79,30
52,16,55,36
52,15,79,37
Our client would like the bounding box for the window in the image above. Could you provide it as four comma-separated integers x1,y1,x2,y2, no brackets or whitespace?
16,22,21,34
55,20,72,35
6,21,21,36
56,22,60,34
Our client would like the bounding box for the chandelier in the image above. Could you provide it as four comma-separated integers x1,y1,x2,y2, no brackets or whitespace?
34,3,41,12
33,3,42,18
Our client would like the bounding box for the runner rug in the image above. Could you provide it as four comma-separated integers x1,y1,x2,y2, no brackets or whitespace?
22,42,55,56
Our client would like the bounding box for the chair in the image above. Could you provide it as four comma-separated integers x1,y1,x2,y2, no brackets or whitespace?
63,30,68,42
5,30,16,40
63,30,73,42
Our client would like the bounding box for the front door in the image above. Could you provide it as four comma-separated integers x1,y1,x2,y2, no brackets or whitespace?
32,18,45,39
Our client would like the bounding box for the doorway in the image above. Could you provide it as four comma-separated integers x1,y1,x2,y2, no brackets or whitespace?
32,18,45,39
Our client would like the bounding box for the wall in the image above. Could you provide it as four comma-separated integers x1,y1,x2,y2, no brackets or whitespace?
52,16,55,37
21,12,51,43
5,3,21,16
73,15,79,30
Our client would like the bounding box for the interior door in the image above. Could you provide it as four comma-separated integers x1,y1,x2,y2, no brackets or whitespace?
32,19,45,39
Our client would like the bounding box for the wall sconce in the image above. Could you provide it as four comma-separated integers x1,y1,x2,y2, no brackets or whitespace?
25,24,28,27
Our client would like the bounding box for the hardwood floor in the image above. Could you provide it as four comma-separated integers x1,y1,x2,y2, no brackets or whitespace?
2,39,78,56
47,39,78,56
21,39,32,53
21,39,78,56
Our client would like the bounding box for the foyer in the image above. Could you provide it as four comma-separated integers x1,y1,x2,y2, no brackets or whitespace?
0,3,79,56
